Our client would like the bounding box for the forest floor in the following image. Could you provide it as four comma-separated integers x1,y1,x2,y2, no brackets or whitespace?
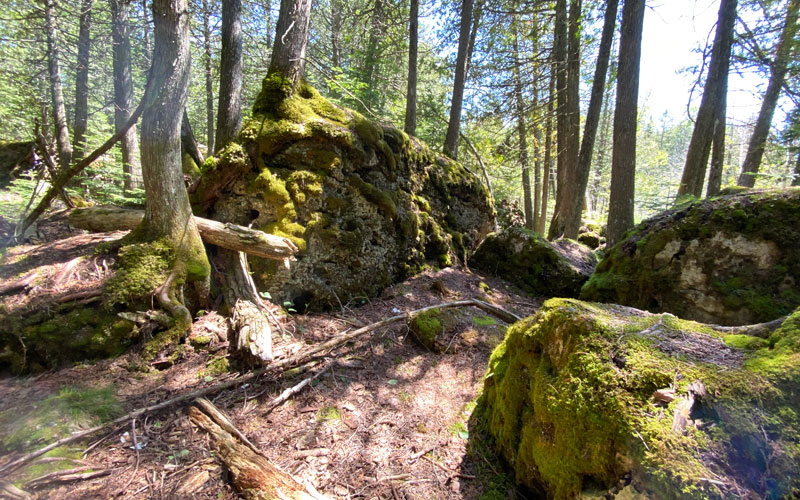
0,215,542,500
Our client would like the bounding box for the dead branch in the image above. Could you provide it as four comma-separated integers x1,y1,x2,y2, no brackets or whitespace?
24,468,110,489
708,315,787,339
68,207,299,260
0,482,32,500
189,399,331,500
672,380,707,433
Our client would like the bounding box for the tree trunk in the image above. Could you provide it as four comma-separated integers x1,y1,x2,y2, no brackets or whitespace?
215,0,243,153
793,151,800,186
182,109,205,168
548,0,581,239
142,0,151,67
562,0,617,239
706,89,728,197
511,23,533,230
548,0,567,237
606,0,645,248
738,0,799,187
111,0,142,193
138,0,209,323
443,0,475,159
68,207,299,259
404,0,419,136
532,78,541,232
362,0,384,108
202,0,215,154
268,0,313,97
72,0,93,163
538,63,555,235
678,0,737,198
329,0,341,69
43,0,72,173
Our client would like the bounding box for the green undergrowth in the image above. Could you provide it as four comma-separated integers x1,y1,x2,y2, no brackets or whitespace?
476,298,800,499
0,385,122,484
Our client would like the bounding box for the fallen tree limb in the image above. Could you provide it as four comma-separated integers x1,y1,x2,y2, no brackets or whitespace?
68,207,299,260
708,315,787,339
0,297,518,476
15,97,146,241
189,398,330,500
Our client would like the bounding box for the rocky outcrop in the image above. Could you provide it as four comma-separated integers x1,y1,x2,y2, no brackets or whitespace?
470,227,597,297
194,80,494,310
581,189,800,325
478,298,800,499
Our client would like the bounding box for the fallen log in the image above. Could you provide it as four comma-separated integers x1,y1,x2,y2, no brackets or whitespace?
67,207,298,260
189,398,330,500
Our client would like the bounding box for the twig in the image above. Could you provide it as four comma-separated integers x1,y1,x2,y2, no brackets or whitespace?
264,364,330,413
25,467,109,489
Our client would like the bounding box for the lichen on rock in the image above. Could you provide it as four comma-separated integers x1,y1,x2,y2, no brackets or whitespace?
580,188,800,325
194,79,495,310
470,227,597,298
477,298,800,499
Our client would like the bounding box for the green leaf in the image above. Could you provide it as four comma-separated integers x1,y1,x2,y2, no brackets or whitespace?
458,430,469,439
204,375,213,382
387,379,398,385
259,291,272,300
178,449,190,458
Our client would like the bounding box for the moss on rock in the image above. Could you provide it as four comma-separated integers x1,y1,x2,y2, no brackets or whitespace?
580,188,800,325
470,227,597,298
477,299,800,499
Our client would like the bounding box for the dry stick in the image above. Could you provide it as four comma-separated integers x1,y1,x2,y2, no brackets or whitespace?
264,363,331,413
0,297,518,476
14,96,146,241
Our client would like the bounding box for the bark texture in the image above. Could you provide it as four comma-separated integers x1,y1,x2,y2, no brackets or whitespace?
72,0,93,163
538,64,555,235
43,0,72,173
512,23,533,230
443,0,475,159
268,0,313,96
215,0,243,152
606,0,645,248
111,0,142,192
738,0,799,187
202,0,215,154
678,0,737,198
404,0,419,136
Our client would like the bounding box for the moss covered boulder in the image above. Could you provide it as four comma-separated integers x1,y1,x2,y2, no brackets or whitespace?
470,227,597,297
194,79,494,310
478,298,800,499
580,189,800,326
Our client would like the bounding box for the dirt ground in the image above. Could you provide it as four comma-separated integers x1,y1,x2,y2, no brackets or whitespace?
0,221,543,500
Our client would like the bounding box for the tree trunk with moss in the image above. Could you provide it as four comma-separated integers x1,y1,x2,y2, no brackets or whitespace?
136,0,210,344
268,0,312,97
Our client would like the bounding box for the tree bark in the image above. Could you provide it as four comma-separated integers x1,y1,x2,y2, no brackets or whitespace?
443,0,474,159
548,0,567,237
548,0,581,239
111,0,142,192
706,86,728,197
562,0,617,239
142,0,151,67
138,0,209,320
538,63,555,235
362,0,385,108
738,0,799,187
214,0,243,153
182,109,205,168
404,0,419,136
202,0,215,154
532,79,541,232
269,0,313,96
72,0,93,163
68,207,299,260
511,22,533,231
793,151,800,186
678,0,737,198
606,0,645,248
43,0,72,173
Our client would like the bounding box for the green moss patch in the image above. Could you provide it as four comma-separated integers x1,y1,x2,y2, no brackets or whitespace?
477,299,800,499
103,239,174,309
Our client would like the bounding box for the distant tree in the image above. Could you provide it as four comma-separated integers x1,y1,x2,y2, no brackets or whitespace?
538,61,555,235
215,0,243,152
511,15,533,230
678,0,737,198
443,0,474,159
606,0,645,248
111,0,142,191
202,0,215,153
738,0,799,187
404,0,419,136
43,0,72,172
268,0,312,96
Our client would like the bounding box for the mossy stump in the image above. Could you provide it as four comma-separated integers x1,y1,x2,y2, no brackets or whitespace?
477,298,800,499
581,188,800,325
470,227,597,298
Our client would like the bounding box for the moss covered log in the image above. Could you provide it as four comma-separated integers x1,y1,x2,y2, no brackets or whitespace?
194,79,495,310
581,188,800,325
477,298,800,499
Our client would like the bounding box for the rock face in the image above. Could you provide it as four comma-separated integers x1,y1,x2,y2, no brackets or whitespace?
470,227,596,297
581,189,800,325
478,298,800,499
194,80,494,310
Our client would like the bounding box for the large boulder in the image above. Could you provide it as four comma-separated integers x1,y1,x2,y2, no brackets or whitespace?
194,80,494,310
470,227,597,297
478,298,800,499
581,189,800,325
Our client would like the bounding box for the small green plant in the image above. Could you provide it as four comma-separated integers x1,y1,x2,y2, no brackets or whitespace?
472,315,497,327
398,391,413,403
316,406,341,422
